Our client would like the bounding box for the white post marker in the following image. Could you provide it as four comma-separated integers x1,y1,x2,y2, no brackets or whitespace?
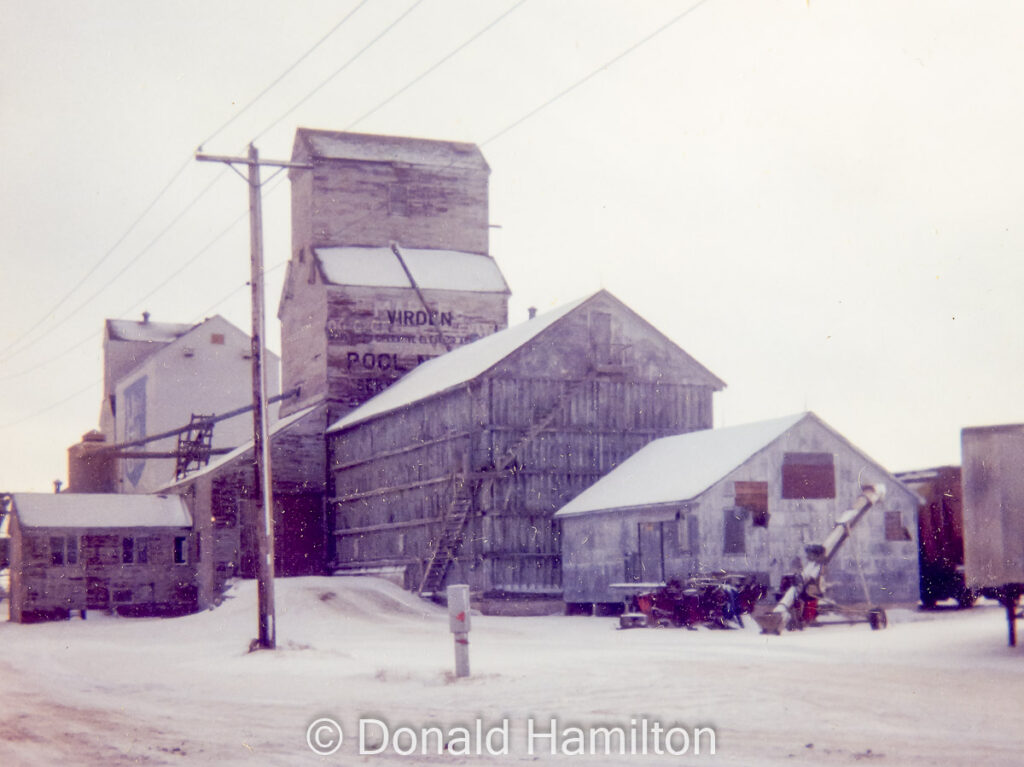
447,584,471,678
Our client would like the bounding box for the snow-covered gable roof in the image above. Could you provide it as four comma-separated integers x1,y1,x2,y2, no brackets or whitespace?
13,493,192,529
150,314,280,366
328,295,593,433
106,318,195,344
293,128,488,171
555,414,810,518
314,247,508,293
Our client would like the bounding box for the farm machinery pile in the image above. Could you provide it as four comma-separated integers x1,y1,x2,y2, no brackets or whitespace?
619,484,890,634
619,574,766,630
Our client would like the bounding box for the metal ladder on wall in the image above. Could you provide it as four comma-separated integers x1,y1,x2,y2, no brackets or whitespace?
417,370,603,597
175,414,215,480
418,475,473,596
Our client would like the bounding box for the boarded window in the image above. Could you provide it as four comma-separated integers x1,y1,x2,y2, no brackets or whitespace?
781,453,835,499
885,511,911,541
677,512,699,553
724,508,748,554
210,333,225,345
735,481,769,527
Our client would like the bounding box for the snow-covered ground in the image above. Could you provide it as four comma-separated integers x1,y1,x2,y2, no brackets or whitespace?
0,577,1021,766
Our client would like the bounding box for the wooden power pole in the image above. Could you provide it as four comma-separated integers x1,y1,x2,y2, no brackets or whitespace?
196,144,311,650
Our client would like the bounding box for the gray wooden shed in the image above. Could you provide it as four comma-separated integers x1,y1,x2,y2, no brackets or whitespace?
556,412,921,609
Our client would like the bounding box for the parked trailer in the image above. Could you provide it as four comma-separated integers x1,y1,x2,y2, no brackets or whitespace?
961,424,1024,647
895,466,975,609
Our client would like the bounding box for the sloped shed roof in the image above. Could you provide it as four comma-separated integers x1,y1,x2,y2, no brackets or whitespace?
328,290,725,434
555,412,923,517
555,413,809,517
13,493,192,529
314,247,508,293
328,295,591,433
292,128,488,171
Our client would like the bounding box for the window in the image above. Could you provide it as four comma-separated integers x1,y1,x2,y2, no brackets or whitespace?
137,539,149,564
885,511,911,542
781,453,835,499
50,537,65,566
210,333,225,345
122,537,135,564
724,508,748,554
677,512,699,553
735,481,769,527
174,536,188,564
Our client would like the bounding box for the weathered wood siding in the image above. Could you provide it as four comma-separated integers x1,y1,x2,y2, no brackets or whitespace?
561,416,920,605
330,293,723,597
278,254,328,417
169,405,330,580
294,161,489,255
8,516,198,622
324,285,507,424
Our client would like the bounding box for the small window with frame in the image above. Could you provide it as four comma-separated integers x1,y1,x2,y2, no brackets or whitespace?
173,536,188,564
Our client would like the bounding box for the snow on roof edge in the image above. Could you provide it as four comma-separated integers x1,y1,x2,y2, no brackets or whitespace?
555,413,810,518
327,293,597,434
12,492,193,529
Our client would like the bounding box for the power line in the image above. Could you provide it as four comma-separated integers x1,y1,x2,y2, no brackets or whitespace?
0,170,229,364
199,0,372,148
0,155,193,362
1,3,374,366
346,0,529,130
0,378,100,431
482,0,714,146
253,0,427,142
0,176,293,384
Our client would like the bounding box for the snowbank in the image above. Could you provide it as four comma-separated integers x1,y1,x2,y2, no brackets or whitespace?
0,577,1021,765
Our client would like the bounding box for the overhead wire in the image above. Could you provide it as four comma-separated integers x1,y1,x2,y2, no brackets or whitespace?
199,0,372,149
345,0,529,130
482,0,714,146
0,175,289,384
253,0,427,142
0,155,193,362
5,0,714,429
0,1,372,365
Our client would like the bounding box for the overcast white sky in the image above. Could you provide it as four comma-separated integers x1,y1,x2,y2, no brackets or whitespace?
2,0,1022,493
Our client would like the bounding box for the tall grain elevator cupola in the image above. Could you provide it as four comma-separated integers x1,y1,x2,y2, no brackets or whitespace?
280,129,510,421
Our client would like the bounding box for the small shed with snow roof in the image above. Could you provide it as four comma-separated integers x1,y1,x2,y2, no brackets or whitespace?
6,493,198,622
555,412,921,609
326,289,724,599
